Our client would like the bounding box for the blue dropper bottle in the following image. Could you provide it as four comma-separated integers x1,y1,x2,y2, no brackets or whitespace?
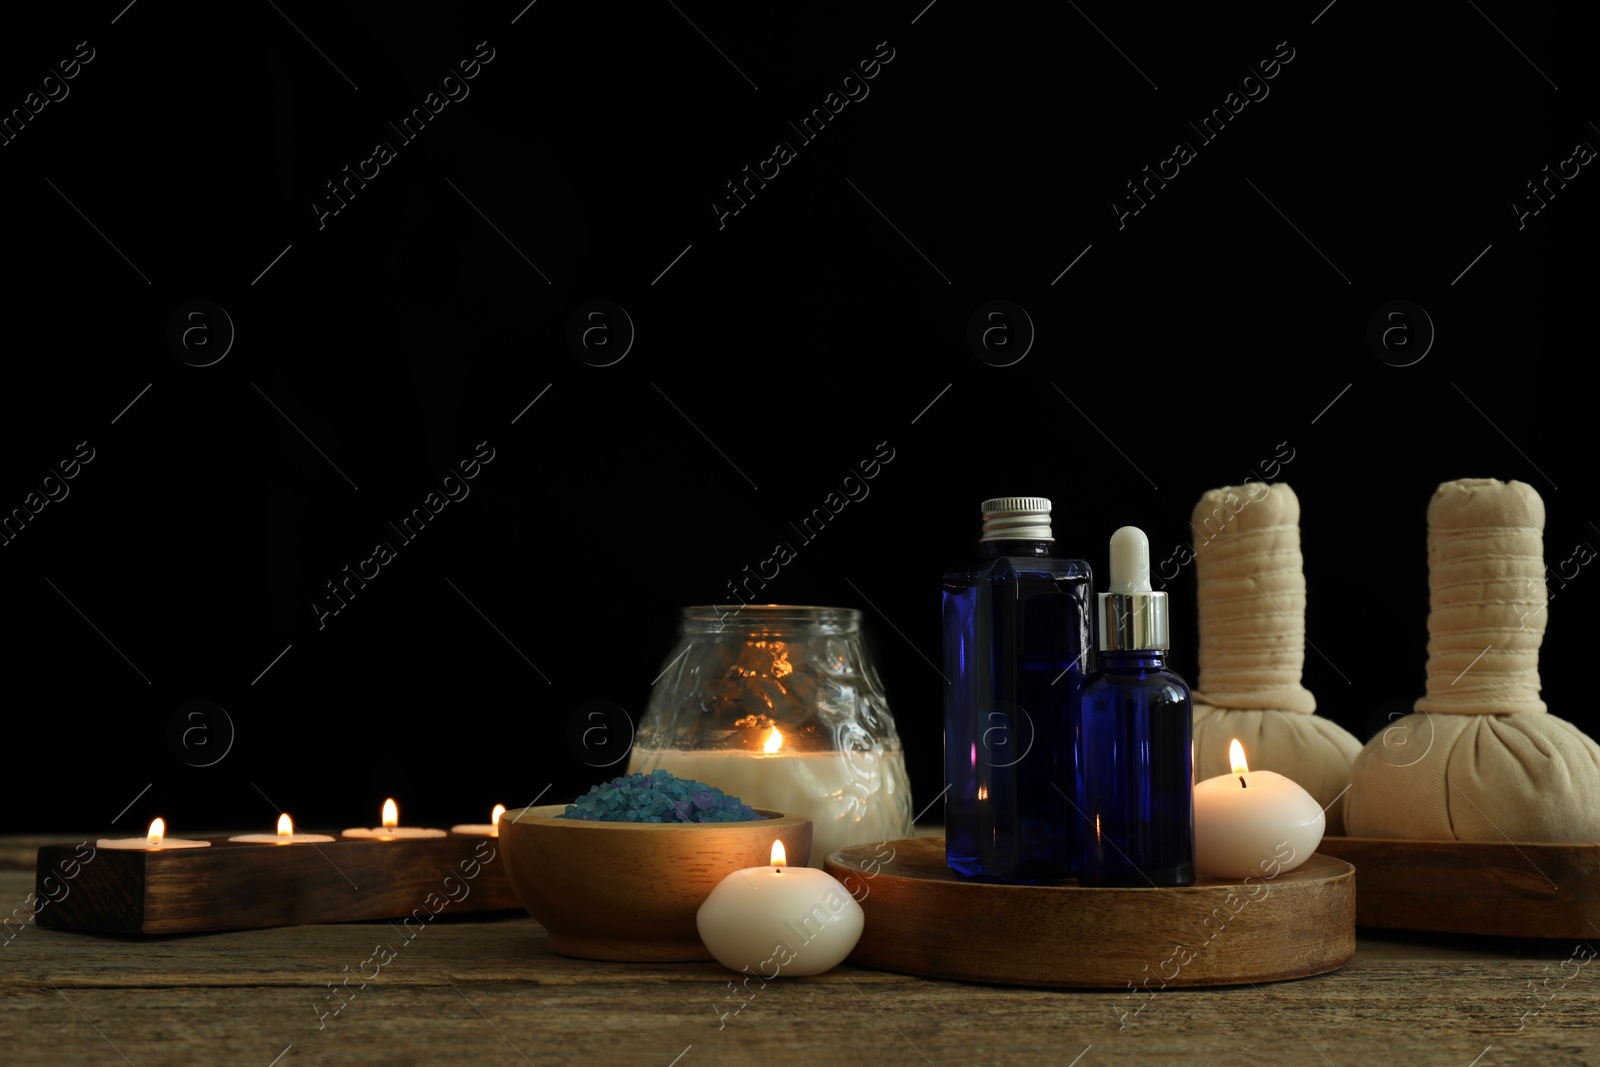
1075,525,1196,887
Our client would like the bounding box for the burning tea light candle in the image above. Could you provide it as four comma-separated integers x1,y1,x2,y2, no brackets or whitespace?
229,814,335,844
451,804,507,836
342,798,446,840
696,839,864,977
98,818,210,851
1193,739,1325,879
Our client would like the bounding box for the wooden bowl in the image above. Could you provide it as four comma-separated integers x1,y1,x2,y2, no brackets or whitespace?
497,804,812,961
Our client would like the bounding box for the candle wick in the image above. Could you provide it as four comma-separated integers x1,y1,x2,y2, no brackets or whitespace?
1240,776,1247,788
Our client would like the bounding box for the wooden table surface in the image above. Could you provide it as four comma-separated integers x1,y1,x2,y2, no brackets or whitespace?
4,834,1598,1067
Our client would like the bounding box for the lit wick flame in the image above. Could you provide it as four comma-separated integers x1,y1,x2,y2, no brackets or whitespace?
382,798,399,830
147,818,165,847
770,840,787,869
763,727,783,754
277,813,294,839
491,804,506,837
1230,739,1250,786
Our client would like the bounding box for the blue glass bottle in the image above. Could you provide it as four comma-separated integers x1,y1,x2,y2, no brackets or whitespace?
1076,526,1195,887
943,498,1093,881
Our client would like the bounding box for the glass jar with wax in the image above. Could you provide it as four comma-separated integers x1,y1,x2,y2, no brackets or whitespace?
628,605,914,867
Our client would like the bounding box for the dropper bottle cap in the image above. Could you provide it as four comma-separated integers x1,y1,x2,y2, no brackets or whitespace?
1098,526,1170,651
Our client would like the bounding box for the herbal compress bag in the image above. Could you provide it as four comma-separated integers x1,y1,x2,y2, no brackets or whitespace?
1189,483,1361,833
1346,479,1600,840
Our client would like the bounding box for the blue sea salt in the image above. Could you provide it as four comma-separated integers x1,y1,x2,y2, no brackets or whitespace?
554,769,759,823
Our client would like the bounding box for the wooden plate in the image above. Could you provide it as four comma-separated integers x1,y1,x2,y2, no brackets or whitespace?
1316,836,1600,938
824,837,1354,988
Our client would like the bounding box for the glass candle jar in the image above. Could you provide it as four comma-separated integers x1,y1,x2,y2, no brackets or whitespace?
628,605,914,867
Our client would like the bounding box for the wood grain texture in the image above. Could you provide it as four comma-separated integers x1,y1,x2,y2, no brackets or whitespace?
31,834,521,935
3,852,1599,1067
824,836,1355,987
1316,836,1600,937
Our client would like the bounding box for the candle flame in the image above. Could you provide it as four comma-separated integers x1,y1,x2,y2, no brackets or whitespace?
148,818,165,846
770,840,787,868
763,727,783,754
491,804,506,836
1229,739,1250,776
382,798,399,829
277,813,294,837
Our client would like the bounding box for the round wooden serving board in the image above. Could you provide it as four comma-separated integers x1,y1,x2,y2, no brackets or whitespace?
1315,836,1600,938
824,837,1354,988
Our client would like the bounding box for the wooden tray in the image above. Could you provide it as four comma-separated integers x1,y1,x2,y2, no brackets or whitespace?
824,837,1354,988
1315,836,1600,938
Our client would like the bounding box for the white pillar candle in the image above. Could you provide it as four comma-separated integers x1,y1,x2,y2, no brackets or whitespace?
697,840,864,977
98,818,210,850
342,798,446,839
229,813,335,844
451,804,506,836
630,737,910,867
1193,739,1325,879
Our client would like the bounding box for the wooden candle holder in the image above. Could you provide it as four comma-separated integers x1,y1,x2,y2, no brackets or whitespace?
33,833,521,935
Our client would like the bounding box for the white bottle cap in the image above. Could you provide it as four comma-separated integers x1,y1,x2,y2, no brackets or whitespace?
1099,525,1169,650
1108,525,1152,594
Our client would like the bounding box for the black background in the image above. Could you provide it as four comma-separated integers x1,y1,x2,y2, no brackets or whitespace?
2,2,1589,835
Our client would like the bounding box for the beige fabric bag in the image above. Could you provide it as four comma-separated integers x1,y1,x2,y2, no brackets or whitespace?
1189,482,1362,833
1345,478,1600,841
